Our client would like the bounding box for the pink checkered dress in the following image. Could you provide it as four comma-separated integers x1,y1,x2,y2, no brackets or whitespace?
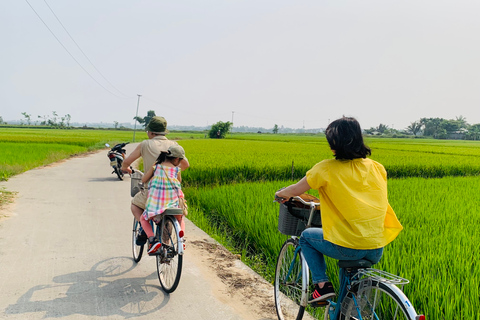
143,165,184,220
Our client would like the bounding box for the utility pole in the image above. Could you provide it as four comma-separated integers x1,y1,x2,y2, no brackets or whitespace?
133,94,142,142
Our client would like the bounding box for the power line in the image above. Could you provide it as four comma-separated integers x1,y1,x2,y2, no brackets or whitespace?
25,0,131,99
42,0,132,98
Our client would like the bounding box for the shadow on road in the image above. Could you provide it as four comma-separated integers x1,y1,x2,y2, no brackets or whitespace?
5,257,167,318
89,177,126,183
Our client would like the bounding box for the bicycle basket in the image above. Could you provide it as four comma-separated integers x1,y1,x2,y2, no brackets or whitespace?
130,171,143,197
278,195,322,236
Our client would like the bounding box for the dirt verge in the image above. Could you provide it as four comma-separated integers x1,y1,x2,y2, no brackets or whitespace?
190,239,277,319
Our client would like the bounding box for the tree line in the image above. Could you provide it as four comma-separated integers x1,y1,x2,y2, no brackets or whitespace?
363,116,480,140
3,111,480,140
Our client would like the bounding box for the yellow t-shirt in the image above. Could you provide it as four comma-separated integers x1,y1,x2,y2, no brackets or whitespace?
306,158,403,249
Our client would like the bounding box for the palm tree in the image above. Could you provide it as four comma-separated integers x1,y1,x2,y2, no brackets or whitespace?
407,121,422,136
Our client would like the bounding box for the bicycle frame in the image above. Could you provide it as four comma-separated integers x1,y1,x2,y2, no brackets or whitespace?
325,268,357,320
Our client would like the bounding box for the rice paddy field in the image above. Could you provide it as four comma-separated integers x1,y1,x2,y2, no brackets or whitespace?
1,127,479,319
179,137,480,319
0,127,203,180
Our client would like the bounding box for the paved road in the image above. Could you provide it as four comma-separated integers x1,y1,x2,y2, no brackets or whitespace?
0,144,276,320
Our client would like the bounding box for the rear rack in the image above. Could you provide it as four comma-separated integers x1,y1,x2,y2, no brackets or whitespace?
355,268,410,286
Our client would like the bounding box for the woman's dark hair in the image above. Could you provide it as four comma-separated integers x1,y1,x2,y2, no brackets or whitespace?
325,117,371,160
155,151,176,164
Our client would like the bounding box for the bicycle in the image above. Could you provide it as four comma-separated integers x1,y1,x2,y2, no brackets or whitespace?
130,169,185,293
274,195,425,320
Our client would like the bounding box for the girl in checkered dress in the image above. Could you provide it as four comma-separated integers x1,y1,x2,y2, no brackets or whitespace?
140,145,186,255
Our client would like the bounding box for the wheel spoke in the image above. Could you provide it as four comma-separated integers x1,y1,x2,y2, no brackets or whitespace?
341,280,414,320
274,239,306,320
132,219,144,263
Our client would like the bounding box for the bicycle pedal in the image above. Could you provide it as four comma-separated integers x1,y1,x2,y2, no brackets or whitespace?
148,251,164,256
309,300,329,308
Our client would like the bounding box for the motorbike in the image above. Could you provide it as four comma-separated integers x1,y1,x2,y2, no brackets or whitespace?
105,142,129,180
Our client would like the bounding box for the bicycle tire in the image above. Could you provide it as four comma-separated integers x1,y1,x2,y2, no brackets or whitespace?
274,238,306,320
156,216,182,293
132,218,144,263
340,279,417,320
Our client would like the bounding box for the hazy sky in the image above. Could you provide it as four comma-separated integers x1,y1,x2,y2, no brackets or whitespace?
2,0,480,130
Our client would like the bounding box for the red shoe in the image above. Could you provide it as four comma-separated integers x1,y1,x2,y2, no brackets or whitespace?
147,240,161,255
308,282,335,304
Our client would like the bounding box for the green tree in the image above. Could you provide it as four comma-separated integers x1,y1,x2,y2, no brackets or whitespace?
273,124,279,134
467,124,480,140
406,121,422,136
376,124,389,134
420,117,444,138
65,114,71,127
38,115,47,125
134,110,156,128
455,115,467,128
0,116,5,124
114,121,119,129
209,121,232,139
364,127,376,135
21,112,31,125
47,111,59,127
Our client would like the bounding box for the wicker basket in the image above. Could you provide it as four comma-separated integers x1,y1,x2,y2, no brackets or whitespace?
278,200,322,236
130,171,143,197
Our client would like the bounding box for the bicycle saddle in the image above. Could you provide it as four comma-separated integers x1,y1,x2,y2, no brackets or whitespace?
338,259,373,269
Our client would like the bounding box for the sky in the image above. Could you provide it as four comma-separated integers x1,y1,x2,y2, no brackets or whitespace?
2,0,480,131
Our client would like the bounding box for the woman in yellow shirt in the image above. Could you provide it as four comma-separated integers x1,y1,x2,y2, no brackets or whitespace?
276,117,403,304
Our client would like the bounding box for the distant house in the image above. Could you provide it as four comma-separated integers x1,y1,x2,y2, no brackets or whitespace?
448,128,467,140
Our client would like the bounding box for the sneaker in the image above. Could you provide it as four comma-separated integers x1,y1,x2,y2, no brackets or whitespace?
135,229,147,246
308,282,335,304
147,239,161,255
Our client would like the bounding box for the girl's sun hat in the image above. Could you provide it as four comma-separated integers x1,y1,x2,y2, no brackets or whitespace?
168,145,185,159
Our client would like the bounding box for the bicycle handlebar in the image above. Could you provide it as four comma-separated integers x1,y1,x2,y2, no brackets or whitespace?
274,195,320,207
129,166,144,176
290,196,320,207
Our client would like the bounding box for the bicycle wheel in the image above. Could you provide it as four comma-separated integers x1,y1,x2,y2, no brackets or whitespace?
132,219,144,263
274,238,306,320
340,279,417,320
156,216,182,293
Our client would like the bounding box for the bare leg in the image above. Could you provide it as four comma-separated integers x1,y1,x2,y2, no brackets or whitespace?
175,215,185,233
139,215,155,238
131,204,143,221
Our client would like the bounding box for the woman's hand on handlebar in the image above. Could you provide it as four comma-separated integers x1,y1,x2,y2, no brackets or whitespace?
275,188,289,203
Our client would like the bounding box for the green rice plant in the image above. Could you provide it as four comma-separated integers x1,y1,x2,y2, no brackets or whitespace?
368,138,480,156
386,176,480,319
0,127,205,147
180,138,480,187
0,142,87,180
185,181,291,278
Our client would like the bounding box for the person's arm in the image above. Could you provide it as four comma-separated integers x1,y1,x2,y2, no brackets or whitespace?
275,177,311,202
121,143,142,174
177,171,182,183
142,165,155,184
178,157,189,171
